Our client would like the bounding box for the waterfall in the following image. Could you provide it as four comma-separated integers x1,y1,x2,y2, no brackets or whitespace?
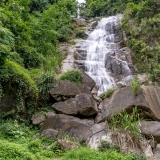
78,15,132,94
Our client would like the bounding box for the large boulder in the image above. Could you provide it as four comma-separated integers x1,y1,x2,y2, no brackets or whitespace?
95,86,160,123
75,93,98,116
40,114,94,133
58,121,93,142
50,80,91,100
52,98,78,115
140,121,160,143
81,72,96,91
52,93,98,116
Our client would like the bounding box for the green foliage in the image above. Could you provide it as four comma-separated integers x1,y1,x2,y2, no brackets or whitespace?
99,88,118,100
0,119,57,159
62,146,146,160
128,154,147,160
107,107,141,138
98,141,120,152
130,78,141,95
59,69,83,83
0,0,77,114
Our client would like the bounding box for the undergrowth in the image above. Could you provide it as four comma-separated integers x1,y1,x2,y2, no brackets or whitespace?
107,107,141,138
0,119,146,160
59,69,83,83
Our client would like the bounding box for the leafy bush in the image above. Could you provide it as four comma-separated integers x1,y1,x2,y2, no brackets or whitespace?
99,88,118,100
130,78,141,95
107,107,141,138
59,69,83,83
127,153,147,160
98,141,120,152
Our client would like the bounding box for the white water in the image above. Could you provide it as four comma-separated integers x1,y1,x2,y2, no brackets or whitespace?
81,15,130,94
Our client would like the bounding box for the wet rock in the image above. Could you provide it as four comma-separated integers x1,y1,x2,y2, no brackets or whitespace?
82,72,96,91
32,114,46,125
91,85,99,95
140,121,160,143
41,129,58,140
57,139,78,150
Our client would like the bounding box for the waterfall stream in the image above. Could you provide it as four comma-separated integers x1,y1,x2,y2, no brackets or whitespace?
79,15,132,94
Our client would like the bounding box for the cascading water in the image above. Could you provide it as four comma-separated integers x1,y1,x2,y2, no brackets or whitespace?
79,15,132,94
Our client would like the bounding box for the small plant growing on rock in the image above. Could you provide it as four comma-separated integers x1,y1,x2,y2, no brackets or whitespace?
107,107,141,138
98,141,120,152
130,78,141,95
99,88,118,100
59,69,83,84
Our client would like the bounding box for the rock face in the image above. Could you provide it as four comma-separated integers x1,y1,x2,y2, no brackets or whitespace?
96,85,160,123
88,130,153,157
140,121,160,142
52,93,98,116
0,87,27,118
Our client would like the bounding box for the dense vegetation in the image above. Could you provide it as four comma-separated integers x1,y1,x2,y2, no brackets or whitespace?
0,0,77,117
0,119,146,160
82,0,160,82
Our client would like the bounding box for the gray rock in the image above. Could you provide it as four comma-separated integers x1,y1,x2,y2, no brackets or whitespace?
45,112,56,118
90,122,106,134
82,72,96,91
40,114,94,133
75,93,98,116
59,121,93,142
32,114,46,125
50,80,91,99
41,129,58,140
140,121,160,143
57,139,78,150
52,98,78,115
95,86,160,122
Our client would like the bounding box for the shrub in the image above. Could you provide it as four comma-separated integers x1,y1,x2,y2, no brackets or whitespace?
107,107,141,138
99,88,118,100
130,78,141,95
127,153,147,160
98,141,120,152
59,69,83,84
